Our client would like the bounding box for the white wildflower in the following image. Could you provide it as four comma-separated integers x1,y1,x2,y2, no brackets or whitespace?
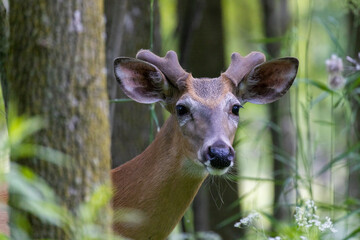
294,200,337,234
329,74,345,90
234,211,260,228
346,53,360,72
326,54,344,73
325,54,345,89
305,200,317,211
294,206,307,227
319,216,337,233
300,236,308,240
234,222,241,228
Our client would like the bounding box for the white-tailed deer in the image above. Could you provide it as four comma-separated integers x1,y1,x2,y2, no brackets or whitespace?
112,50,298,239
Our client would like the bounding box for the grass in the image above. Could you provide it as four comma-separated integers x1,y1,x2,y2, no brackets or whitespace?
232,0,360,238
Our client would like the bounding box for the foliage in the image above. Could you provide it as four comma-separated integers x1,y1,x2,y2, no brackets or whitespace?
234,200,337,240
0,114,122,240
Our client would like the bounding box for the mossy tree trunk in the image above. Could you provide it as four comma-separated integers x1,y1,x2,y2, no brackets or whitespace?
260,0,295,223
7,1,111,239
177,0,242,238
0,1,8,114
0,1,8,234
105,0,162,168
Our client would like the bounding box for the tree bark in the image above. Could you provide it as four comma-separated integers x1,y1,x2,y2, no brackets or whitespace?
0,0,8,115
105,0,162,168
0,0,8,235
177,0,242,238
347,0,360,203
8,1,111,238
260,0,295,222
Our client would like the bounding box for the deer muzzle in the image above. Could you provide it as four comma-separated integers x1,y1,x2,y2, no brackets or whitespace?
203,140,235,174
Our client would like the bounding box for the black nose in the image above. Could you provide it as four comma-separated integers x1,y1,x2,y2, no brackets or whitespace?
206,141,235,169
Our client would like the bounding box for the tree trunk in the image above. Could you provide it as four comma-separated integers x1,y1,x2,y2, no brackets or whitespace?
0,0,7,114
0,0,8,235
177,0,242,238
8,1,111,238
260,0,295,222
105,0,162,168
347,0,360,203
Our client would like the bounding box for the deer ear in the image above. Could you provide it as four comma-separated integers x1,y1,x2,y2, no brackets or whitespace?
114,57,169,104
237,57,299,104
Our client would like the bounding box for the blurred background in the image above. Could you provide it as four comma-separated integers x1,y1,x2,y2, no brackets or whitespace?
1,0,360,239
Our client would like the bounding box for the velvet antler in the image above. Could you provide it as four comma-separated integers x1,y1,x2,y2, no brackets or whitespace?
136,50,190,89
223,52,266,86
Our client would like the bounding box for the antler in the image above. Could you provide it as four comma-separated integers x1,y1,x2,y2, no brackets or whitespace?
136,50,189,89
223,52,266,85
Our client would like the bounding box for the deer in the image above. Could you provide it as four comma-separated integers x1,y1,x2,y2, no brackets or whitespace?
111,49,298,239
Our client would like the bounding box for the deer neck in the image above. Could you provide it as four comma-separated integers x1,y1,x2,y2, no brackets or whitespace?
146,115,207,176
112,115,208,239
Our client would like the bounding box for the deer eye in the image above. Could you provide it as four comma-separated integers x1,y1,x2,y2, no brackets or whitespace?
231,104,242,116
176,104,189,116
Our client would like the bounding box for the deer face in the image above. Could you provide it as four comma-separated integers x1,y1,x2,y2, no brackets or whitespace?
114,50,298,175
172,76,239,175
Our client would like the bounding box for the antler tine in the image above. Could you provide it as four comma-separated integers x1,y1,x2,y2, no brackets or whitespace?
224,52,266,85
136,50,189,88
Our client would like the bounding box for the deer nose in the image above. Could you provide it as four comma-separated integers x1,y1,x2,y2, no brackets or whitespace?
206,141,235,169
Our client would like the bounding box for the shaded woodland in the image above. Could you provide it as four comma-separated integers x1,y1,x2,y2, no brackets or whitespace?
0,0,360,239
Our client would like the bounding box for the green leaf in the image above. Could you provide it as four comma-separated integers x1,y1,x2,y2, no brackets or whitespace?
313,120,334,126
0,234,8,240
301,78,337,94
317,142,360,176
318,17,345,56
310,92,329,109
346,72,360,91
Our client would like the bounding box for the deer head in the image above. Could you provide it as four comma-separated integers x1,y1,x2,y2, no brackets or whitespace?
114,50,298,175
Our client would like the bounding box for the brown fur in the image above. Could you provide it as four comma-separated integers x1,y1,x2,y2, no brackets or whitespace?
112,116,207,240
186,75,233,108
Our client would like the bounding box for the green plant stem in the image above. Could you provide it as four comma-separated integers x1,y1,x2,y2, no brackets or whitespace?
150,0,154,52
148,0,157,144
294,0,300,206
330,92,334,219
304,0,314,200
183,206,195,240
